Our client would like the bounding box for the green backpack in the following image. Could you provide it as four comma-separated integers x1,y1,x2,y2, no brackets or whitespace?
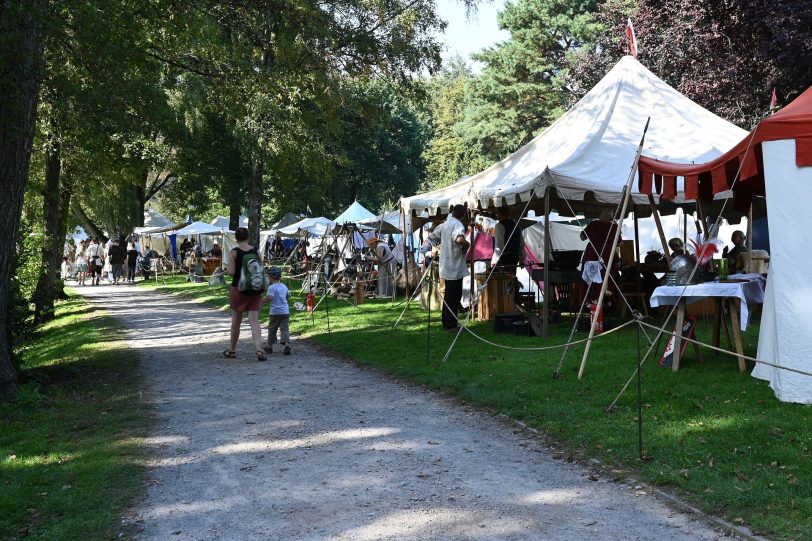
237,251,267,295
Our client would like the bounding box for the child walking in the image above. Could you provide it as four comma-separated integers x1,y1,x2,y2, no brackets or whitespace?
264,267,291,355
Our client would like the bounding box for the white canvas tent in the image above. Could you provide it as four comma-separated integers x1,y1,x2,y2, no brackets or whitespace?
211,215,248,228
134,207,177,235
357,210,402,233
173,221,225,236
521,219,587,261
752,140,812,403
334,200,376,225
401,56,747,217
276,216,335,237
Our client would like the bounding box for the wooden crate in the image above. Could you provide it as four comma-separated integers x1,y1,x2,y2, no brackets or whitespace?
476,271,516,320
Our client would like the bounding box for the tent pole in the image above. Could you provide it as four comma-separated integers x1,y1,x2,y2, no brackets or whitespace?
401,207,410,302
683,210,687,247
633,210,641,266
578,118,650,380
312,224,353,313
469,208,476,322
696,199,709,241
543,187,551,338
648,195,672,266
746,203,754,272
426,265,432,362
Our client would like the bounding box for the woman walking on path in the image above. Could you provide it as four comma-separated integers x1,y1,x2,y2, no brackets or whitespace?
223,227,266,361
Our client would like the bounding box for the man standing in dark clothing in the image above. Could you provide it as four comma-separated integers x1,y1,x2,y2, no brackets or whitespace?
108,239,126,285
580,208,621,304
491,206,524,268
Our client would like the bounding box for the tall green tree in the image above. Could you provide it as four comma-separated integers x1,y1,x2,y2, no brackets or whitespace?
421,58,489,190
567,0,812,128
29,0,181,322
0,1,48,401
456,0,601,161
323,81,430,216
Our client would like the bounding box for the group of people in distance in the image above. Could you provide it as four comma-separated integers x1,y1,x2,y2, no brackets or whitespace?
64,237,150,286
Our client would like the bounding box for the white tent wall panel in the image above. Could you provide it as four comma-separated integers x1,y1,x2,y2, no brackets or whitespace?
753,139,812,404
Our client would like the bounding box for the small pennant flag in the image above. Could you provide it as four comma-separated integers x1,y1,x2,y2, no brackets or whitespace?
626,17,638,58
306,204,312,216
769,88,777,110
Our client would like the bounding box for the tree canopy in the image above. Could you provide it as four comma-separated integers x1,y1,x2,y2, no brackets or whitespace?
2,0,809,401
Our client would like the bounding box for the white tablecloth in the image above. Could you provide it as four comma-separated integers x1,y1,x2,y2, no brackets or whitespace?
650,273,767,331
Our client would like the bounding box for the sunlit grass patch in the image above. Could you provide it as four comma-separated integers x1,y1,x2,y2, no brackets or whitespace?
0,294,149,541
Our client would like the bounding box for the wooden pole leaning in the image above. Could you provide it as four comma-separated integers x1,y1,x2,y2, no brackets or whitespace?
578,118,650,380
469,208,476,322
648,194,672,266
401,207,410,301
542,187,551,338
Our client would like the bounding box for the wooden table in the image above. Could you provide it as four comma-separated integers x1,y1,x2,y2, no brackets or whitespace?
650,274,766,372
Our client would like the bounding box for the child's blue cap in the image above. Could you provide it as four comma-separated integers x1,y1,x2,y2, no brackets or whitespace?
269,267,282,279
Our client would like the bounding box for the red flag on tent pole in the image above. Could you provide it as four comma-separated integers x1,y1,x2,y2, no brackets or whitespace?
769,88,777,110
626,17,638,58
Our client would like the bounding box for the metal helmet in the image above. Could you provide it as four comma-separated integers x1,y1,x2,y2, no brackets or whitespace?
668,254,698,286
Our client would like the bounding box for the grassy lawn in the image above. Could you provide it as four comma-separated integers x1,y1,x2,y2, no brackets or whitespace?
0,294,149,541
139,275,812,540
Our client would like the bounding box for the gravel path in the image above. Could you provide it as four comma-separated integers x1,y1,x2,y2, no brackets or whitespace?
80,284,733,540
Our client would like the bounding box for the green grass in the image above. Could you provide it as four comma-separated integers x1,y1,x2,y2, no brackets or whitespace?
139,275,812,540
0,294,149,541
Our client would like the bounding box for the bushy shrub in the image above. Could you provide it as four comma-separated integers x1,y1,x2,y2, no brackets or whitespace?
8,216,43,368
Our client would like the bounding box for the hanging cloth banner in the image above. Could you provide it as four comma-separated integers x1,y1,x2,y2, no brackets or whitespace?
626,18,638,58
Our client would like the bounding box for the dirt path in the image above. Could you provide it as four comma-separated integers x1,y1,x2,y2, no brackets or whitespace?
79,284,733,540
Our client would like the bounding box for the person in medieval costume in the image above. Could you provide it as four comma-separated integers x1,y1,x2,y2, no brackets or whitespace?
367,236,396,298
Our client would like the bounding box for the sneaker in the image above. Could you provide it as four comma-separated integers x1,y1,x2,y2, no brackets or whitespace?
263,345,273,354
283,345,291,355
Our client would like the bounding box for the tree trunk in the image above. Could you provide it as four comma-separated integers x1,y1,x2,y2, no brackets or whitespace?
0,0,47,402
33,135,62,323
248,157,263,247
55,174,72,300
228,203,241,231
71,201,108,243
134,178,146,227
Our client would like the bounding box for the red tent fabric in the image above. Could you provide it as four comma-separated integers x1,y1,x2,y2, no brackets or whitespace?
638,87,812,210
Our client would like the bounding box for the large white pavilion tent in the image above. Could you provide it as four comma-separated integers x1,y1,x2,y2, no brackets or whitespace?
401,56,747,219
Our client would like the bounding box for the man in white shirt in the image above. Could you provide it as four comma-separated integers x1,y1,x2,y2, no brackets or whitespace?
430,204,470,331
85,238,103,285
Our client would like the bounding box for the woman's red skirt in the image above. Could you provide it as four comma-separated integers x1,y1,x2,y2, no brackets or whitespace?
229,286,263,313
